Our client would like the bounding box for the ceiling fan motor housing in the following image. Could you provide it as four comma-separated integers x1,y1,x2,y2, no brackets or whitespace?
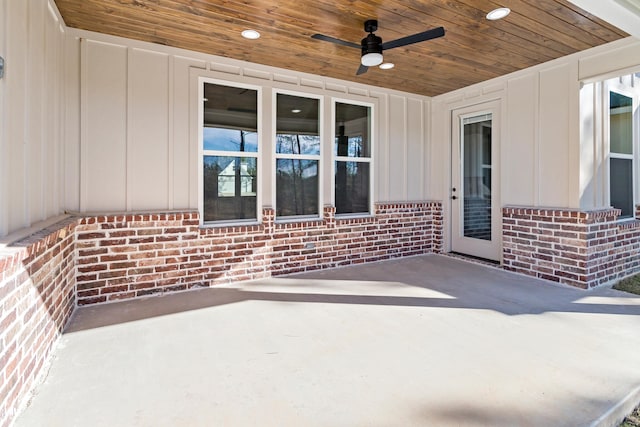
361,33,383,56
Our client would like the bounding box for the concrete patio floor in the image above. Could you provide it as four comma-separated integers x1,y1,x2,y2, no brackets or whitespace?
14,255,640,427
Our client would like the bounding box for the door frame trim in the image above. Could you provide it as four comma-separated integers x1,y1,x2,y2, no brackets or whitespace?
449,99,503,262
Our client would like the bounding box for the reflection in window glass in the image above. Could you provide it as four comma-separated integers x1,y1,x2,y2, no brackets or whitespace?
610,92,633,155
203,156,257,221
335,103,370,158
276,134,320,155
335,162,370,215
203,128,258,152
611,158,633,219
335,102,371,215
462,117,492,241
276,159,319,217
609,89,634,219
202,82,258,222
275,94,320,218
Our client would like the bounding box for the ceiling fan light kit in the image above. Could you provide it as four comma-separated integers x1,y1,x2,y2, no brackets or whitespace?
312,19,445,75
362,52,383,66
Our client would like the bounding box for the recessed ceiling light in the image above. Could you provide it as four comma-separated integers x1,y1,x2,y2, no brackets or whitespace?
379,62,395,70
486,7,510,20
291,109,302,113
241,29,260,40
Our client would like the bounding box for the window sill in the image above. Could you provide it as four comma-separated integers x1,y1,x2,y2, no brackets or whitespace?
617,218,640,230
275,216,324,229
199,220,262,235
335,213,375,224
200,219,260,228
275,215,322,225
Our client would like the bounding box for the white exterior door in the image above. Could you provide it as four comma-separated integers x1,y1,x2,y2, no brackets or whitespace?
450,101,501,261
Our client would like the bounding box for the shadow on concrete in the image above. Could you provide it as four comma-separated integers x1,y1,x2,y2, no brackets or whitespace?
66,255,640,333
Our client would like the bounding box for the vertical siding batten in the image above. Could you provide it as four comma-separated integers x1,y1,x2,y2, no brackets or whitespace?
579,80,597,208
79,38,88,212
406,97,424,200
0,0,6,236
125,47,133,211
129,48,170,211
171,58,206,210
539,64,572,208
423,99,431,204
167,55,175,210
82,40,128,211
7,0,28,232
568,60,582,209
505,74,537,206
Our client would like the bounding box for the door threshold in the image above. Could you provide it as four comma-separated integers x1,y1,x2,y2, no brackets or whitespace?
447,252,501,267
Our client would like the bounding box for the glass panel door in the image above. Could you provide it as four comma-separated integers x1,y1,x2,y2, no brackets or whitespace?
450,101,501,262
462,115,492,241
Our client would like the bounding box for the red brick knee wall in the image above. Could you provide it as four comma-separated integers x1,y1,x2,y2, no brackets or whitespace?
0,218,77,427
503,206,640,288
75,202,443,305
0,201,441,426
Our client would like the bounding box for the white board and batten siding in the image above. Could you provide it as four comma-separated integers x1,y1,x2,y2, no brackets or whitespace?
3,0,640,238
430,37,640,211
77,31,433,214
0,0,72,238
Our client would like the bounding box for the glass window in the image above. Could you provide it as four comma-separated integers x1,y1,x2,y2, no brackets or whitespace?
275,94,320,218
462,116,492,241
276,159,319,217
609,90,634,219
202,82,258,222
335,102,371,215
610,92,633,155
610,158,633,218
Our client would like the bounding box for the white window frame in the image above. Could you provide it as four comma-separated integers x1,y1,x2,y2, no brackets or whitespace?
605,76,639,220
331,98,375,218
198,77,262,226
273,89,323,222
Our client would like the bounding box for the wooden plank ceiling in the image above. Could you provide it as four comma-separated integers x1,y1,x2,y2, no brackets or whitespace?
53,0,627,97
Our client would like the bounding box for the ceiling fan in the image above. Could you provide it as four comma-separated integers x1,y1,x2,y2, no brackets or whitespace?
312,20,445,75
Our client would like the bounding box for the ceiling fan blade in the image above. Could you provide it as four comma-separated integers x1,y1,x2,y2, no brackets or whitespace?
311,34,361,49
381,27,445,50
356,64,369,75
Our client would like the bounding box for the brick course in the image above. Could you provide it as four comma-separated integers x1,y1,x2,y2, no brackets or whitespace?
75,203,443,305
503,206,640,288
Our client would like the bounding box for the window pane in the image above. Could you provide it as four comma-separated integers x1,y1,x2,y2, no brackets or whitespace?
335,161,369,214
203,83,258,152
276,159,319,217
335,103,371,158
276,134,320,155
204,128,258,152
610,158,634,218
203,156,257,222
610,92,633,155
276,94,320,155
462,118,492,241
